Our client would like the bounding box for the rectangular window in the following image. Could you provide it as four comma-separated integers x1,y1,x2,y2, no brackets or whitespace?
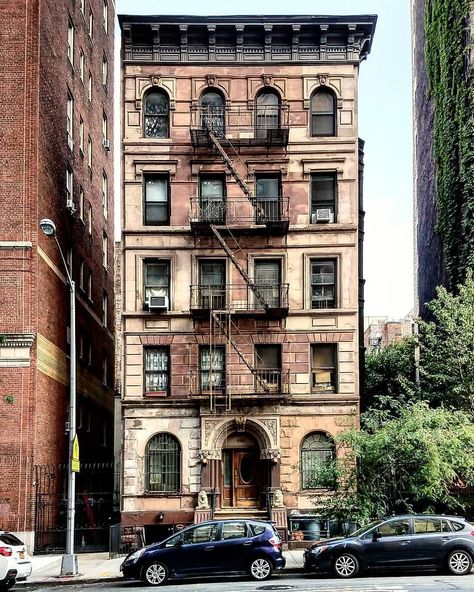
102,112,108,142
200,346,225,390
255,345,281,391
102,232,108,268
144,175,169,225
199,175,226,223
66,167,73,206
79,117,84,153
67,19,74,64
102,354,108,386
80,0,84,14
103,1,108,33
79,186,84,220
145,347,170,394
88,72,92,102
102,172,108,218
66,247,73,276
144,260,170,306
311,173,336,223
311,344,337,393
79,48,84,81
87,136,92,170
102,55,108,87
311,259,336,309
87,269,92,300
255,173,281,223
66,91,74,150
198,260,226,309
102,291,108,327
79,259,84,290
88,9,93,38
254,259,281,308
88,203,92,235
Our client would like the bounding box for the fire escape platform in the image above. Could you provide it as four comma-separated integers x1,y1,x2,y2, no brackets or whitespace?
190,127,289,148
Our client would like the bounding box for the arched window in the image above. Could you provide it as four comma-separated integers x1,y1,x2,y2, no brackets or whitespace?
200,90,225,135
256,89,280,137
146,433,181,493
300,432,336,489
310,89,336,137
144,89,169,138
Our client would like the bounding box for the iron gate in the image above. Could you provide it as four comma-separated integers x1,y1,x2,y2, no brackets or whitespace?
34,463,114,554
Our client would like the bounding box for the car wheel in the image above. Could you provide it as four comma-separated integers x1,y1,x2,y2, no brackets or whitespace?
447,550,473,575
333,553,360,578
142,561,169,586
249,557,273,580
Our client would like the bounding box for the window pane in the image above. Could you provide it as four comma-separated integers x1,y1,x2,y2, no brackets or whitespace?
256,176,280,197
312,175,335,203
200,346,225,389
301,433,335,489
255,345,279,368
312,91,334,112
184,524,218,544
145,262,169,299
312,114,335,136
378,520,410,537
222,522,247,540
200,177,224,198
145,178,168,224
200,261,225,285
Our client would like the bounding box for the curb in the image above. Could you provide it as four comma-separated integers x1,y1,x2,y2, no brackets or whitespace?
17,568,306,588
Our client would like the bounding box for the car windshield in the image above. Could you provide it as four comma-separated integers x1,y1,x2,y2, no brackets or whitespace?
348,520,384,538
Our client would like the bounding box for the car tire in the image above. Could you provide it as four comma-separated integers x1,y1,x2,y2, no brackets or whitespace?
249,557,273,580
446,549,473,575
142,561,169,586
333,553,360,578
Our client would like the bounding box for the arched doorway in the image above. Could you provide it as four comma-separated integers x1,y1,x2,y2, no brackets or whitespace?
222,432,262,508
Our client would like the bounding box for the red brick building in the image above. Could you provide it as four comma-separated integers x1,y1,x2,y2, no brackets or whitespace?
0,0,115,551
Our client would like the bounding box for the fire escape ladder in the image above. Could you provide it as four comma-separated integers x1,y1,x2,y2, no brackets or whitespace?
210,225,268,310
210,310,270,394
207,131,267,221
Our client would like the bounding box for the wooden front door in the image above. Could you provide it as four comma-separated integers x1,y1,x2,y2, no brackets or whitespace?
222,448,260,508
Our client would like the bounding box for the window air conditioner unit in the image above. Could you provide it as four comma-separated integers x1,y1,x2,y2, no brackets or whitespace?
147,295,169,311
312,209,332,223
66,198,76,213
102,138,111,151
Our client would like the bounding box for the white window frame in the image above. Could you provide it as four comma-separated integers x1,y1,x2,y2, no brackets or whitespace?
79,48,84,82
87,136,92,170
102,54,108,87
103,1,108,34
79,116,84,153
66,167,73,205
88,203,92,235
88,72,92,102
102,112,108,142
66,91,74,150
102,172,108,219
79,186,84,221
102,232,108,268
88,9,93,39
102,292,108,327
67,19,74,65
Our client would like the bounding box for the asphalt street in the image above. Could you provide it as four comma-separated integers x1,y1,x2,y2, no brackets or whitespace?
15,572,474,592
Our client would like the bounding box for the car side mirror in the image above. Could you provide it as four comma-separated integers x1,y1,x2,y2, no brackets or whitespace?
175,538,184,547
372,531,382,542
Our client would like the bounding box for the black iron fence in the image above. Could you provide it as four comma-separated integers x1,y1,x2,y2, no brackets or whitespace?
34,463,114,554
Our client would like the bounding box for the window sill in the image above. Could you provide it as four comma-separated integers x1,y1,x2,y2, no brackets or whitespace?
139,492,183,498
144,391,168,397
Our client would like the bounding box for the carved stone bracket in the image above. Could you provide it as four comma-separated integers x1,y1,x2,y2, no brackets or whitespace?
261,73,273,86
205,74,218,87
200,449,220,462
261,448,281,462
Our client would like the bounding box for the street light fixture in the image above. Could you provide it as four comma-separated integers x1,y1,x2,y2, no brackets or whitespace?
39,218,78,576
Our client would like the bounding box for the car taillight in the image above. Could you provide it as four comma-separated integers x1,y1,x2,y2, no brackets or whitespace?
471,530,474,536
0,547,12,557
269,536,281,549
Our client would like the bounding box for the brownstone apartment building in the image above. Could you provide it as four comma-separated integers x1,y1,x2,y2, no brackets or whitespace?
0,0,115,551
119,14,376,542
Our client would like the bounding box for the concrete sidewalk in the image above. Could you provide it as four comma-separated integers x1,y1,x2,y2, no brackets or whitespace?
17,549,305,587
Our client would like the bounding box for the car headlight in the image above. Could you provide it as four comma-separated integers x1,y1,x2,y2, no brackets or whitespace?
311,545,328,555
128,548,146,562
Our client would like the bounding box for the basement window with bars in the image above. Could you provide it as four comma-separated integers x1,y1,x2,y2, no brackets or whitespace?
144,347,169,395
146,433,181,493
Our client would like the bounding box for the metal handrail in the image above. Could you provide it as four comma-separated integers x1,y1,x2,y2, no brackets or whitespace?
190,283,289,311
189,196,290,225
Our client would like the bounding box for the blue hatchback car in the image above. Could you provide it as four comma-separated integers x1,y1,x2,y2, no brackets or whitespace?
121,519,286,586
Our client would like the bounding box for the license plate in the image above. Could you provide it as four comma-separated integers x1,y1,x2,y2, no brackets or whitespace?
19,551,25,559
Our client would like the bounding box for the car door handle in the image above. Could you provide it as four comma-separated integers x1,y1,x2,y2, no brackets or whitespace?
204,545,215,551
243,541,253,546
441,537,451,542
399,540,411,545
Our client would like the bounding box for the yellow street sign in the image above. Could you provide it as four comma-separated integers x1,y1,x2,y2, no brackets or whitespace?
72,434,80,472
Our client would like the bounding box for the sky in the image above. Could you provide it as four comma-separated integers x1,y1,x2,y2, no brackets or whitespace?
115,0,414,319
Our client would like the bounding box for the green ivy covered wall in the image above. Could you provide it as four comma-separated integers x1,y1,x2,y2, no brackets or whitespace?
424,0,474,290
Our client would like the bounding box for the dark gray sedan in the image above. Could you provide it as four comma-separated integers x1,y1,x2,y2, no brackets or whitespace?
304,515,474,578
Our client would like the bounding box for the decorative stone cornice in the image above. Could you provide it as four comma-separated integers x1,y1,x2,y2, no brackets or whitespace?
1,333,36,348
119,15,377,64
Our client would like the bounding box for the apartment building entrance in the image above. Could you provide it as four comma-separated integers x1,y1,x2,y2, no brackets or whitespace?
221,433,262,508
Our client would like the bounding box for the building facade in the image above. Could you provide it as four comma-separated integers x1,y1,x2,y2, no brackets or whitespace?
119,14,376,541
364,315,413,351
0,0,115,550
412,0,474,316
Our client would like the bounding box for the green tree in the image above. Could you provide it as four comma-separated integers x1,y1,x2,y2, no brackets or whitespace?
319,403,474,525
363,338,419,415
419,272,474,413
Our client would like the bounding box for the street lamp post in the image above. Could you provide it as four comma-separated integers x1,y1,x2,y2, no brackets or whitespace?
39,218,78,576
